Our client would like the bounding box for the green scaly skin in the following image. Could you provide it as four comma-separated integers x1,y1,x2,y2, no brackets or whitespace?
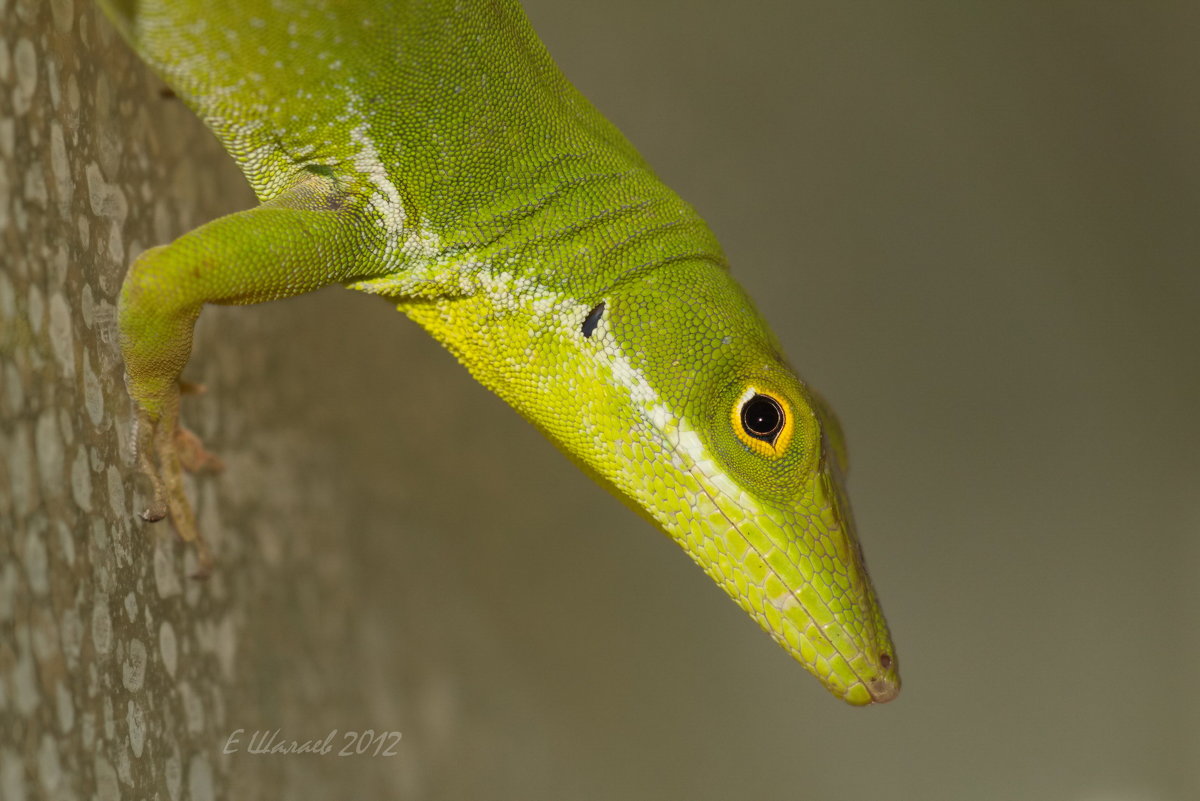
99,0,900,705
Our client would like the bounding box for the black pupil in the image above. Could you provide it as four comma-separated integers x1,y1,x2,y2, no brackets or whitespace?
741,395,784,441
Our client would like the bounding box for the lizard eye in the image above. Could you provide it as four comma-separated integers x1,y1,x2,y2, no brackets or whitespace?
741,394,784,442
732,390,794,458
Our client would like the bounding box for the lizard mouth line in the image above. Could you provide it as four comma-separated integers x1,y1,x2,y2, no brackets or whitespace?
675,446,893,702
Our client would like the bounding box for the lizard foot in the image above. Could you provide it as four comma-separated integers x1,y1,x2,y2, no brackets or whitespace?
133,382,217,577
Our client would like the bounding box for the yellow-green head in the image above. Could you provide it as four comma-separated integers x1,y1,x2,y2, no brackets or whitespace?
405,255,899,705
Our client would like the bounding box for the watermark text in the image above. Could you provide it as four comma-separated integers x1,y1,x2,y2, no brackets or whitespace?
223,729,402,757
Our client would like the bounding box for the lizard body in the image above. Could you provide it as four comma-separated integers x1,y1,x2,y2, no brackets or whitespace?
99,0,899,705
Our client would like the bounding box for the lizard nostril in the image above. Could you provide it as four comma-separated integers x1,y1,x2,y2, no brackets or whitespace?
880,652,892,669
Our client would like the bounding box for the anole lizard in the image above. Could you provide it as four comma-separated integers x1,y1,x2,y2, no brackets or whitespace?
97,0,900,705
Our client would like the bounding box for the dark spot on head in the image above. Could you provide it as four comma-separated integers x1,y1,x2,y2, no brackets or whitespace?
582,301,605,338
880,652,892,669
158,86,177,100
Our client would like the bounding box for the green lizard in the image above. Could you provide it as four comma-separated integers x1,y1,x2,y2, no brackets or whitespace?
98,0,900,705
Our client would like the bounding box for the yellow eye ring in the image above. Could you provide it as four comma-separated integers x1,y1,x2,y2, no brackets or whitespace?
731,388,794,459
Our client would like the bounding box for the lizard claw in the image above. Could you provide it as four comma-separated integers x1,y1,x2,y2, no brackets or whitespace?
176,425,225,473
134,410,170,522
139,506,168,523
131,383,216,576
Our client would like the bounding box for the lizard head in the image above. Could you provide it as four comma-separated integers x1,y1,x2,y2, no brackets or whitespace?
574,260,899,705
403,257,898,705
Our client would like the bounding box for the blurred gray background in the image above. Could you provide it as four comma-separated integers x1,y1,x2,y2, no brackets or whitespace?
4,1,1197,799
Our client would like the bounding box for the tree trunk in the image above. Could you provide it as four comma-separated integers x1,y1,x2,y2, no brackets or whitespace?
1,2,560,797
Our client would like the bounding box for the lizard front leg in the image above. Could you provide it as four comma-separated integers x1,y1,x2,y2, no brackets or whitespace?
119,174,383,573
